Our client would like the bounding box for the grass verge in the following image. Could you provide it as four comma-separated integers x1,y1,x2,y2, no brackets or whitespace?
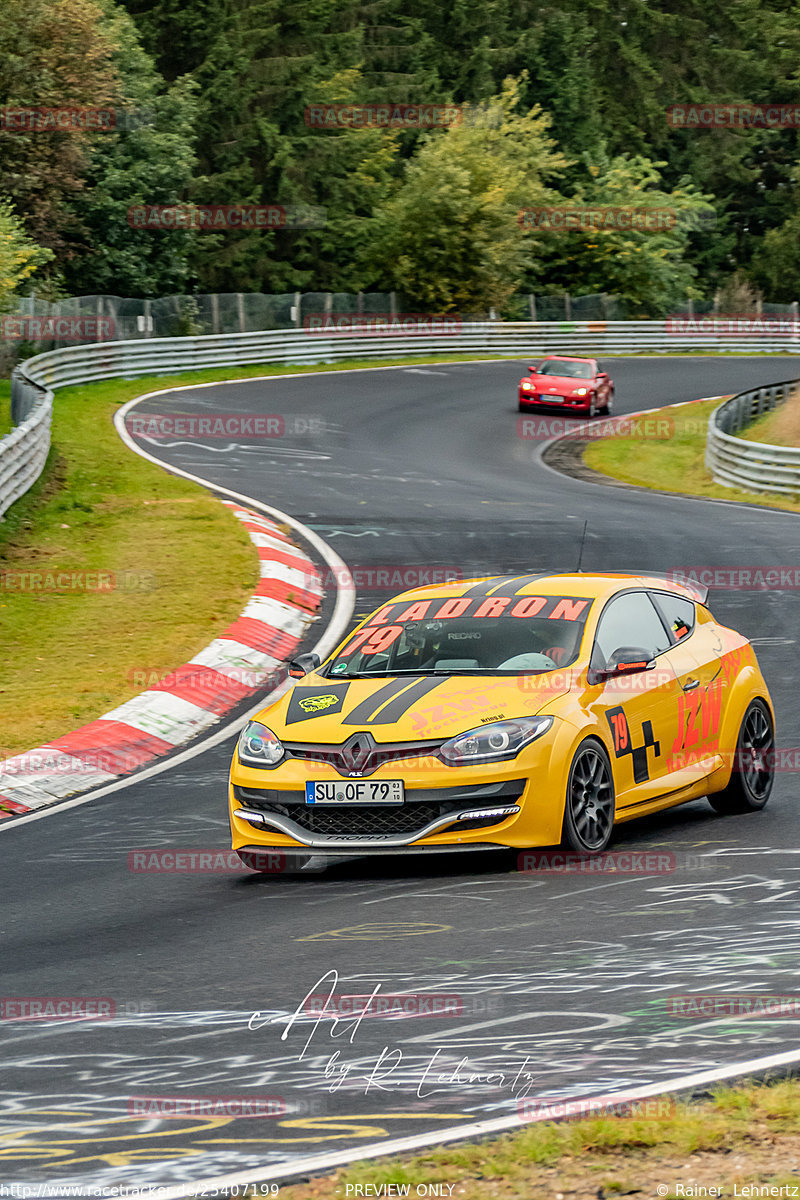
0,378,11,436
738,390,800,447
583,397,800,514
277,1079,800,1199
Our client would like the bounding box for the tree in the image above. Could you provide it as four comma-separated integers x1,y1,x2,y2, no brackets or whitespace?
526,151,715,316
62,0,199,296
362,78,568,312
0,0,120,263
0,198,52,309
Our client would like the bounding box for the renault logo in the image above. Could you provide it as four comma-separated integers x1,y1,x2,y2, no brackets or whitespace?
340,732,376,776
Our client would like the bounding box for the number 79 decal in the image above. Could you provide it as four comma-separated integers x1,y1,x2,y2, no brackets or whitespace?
605,705,661,784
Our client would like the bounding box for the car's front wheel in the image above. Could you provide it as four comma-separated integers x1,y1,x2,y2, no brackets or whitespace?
561,737,615,854
601,387,614,415
708,698,774,814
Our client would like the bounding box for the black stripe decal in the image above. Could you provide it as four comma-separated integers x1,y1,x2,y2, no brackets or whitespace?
461,576,518,597
342,678,424,726
342,676,445,726
368,676,445,724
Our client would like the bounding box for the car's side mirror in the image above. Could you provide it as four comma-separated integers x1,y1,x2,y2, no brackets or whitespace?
588,648,656,685
288,652,321,679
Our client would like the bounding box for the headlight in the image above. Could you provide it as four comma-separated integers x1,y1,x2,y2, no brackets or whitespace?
573,387,589,396
238,720,284,768
439,716,553,765
520,381,533,390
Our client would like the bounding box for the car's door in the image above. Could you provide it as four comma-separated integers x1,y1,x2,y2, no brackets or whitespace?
650,589,729,778
585,589,686,808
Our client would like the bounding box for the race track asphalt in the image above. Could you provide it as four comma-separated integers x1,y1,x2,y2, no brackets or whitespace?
3,355,800,1194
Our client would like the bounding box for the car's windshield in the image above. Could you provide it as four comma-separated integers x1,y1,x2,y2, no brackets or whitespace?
537,361,593,379
325,595,593,677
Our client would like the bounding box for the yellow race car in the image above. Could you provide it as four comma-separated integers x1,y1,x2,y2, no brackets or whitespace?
229,572,775,865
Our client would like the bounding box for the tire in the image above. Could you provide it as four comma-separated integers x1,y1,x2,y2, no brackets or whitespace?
601,387,614,415
708,698,774,814
588,393,597,419
238,849,311,872
518,401,527,413
561,737,615,854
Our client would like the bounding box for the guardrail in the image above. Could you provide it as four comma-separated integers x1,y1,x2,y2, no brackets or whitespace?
5,319,800,517
706,378,800,496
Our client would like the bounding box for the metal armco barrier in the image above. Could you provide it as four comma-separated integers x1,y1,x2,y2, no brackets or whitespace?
4,319,800,517
706,378,800,496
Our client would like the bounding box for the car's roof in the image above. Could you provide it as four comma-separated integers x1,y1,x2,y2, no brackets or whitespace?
378,572,704,606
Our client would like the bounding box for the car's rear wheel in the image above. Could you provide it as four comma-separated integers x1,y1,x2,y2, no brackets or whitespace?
561,737,615,854
708,698,774,814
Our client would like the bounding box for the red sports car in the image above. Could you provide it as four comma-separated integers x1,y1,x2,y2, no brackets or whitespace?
518,356,614,416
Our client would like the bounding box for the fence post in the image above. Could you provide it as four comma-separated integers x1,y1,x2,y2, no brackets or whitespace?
528,294,537,322
564,293,571,321
237,293,246,333
294,291,302,328
210,293,220,334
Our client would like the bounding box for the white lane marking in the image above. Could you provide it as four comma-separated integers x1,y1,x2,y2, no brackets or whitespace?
153,1045,800,1198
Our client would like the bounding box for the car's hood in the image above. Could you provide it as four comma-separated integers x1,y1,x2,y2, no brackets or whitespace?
260,671,575,743
530,373,592,389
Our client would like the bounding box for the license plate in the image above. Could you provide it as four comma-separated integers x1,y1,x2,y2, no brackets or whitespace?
305,779,404,805
545,395,564,403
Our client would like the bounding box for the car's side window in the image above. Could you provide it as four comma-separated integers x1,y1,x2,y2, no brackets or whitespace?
651,592,695,642
591,591,672,669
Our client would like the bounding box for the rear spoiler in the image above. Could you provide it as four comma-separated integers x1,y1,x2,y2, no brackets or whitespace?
638,571,710,606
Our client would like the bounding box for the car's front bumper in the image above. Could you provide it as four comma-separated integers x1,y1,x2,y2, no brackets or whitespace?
229,746,566,853
518,392,592,411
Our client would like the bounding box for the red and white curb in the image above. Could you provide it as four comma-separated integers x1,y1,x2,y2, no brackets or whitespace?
0,503,321,817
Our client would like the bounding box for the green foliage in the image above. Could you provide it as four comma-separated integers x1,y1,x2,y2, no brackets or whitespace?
0,198,53,308
528,151,715,316
362,79,568,312
4,0,800,307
